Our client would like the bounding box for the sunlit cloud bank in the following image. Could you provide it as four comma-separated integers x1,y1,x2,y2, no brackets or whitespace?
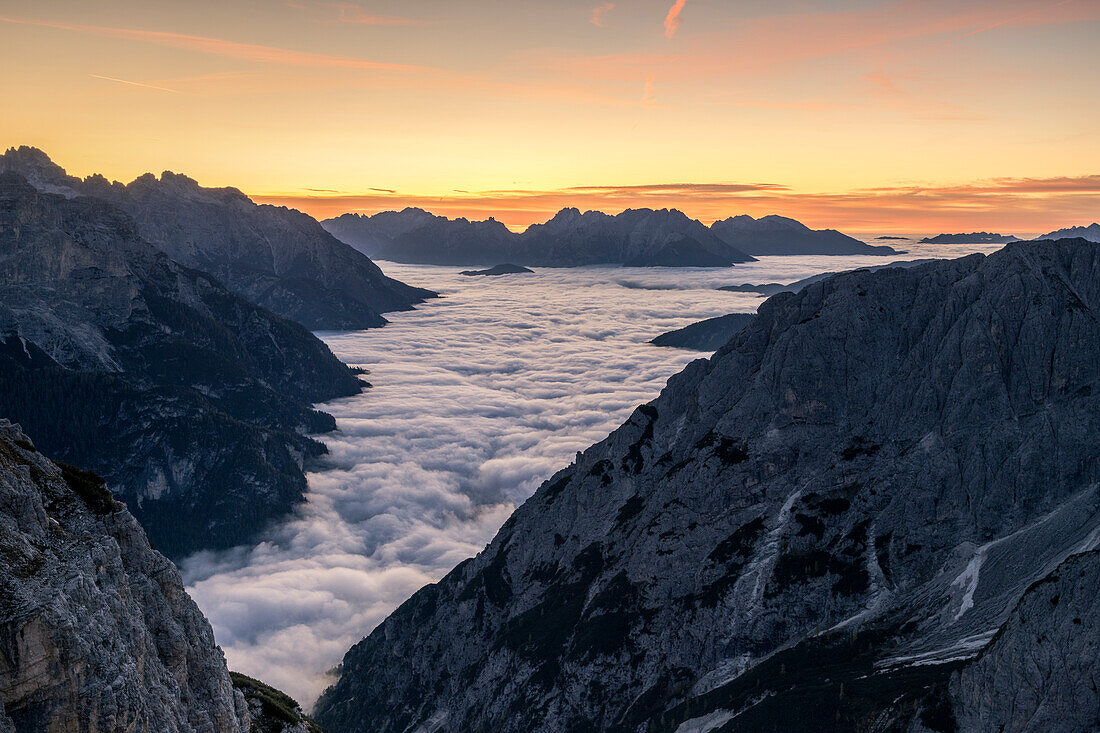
181,245,1004,709
253,174,1100,233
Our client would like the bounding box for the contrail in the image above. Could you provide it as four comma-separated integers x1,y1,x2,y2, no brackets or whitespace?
88,74,178,93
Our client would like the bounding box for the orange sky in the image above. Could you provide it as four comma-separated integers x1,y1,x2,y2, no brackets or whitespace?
1,0,1098,232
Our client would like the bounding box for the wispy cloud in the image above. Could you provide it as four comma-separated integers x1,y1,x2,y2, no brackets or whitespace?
285,1,414,26
0,15,429,72
88,73,178,93
664,0,688,38
943,0,1076,43
642,75,656,106
590,3,616,27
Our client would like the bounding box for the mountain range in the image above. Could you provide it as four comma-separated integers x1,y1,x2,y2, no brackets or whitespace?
0,171,363,559
1039,222,1100,242
323,208,901,267
315,238,1100,732
0,147,435,330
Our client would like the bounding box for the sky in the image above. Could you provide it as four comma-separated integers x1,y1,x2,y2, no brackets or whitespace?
1,0,1098,232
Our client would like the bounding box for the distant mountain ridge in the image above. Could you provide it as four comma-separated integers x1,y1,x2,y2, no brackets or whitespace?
921,232,1020,244
325,206,757,267
325,206,901,266
1038,222,1100,242
0,171,362,558
0,146,435,330
710,214,900,255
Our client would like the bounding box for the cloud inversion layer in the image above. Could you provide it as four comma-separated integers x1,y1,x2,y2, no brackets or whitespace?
182,243,1014,709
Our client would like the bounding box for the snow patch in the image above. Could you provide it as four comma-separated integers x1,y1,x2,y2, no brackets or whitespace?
950,550,985,621
675,710,736,733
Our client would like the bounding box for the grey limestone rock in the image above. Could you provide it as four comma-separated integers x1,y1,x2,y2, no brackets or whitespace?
0,419,249,732
0,146,434,330
315,239,1100,732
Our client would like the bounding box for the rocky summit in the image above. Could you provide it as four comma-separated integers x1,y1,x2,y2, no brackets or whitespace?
314,239,1100,732
0,172,362,558
518,208,755,267
650,313,756,351
0,146,435,330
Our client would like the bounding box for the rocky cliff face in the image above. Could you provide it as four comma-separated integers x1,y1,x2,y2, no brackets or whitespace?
950,549,1098,732
710,214,899,256
0,172,363,558
315,239,1100,732
0,419,249,731
0,146,435,330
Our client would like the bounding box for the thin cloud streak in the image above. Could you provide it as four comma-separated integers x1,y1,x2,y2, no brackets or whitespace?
0,15,430,72
253,174,1100,233
664,0,688,38
591,3,615,27
548,0,1099,84
943,0,1076,43
88,74,178,93
285,1,414,26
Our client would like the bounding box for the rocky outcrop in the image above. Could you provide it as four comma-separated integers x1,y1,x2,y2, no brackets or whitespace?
0,172,363,558
231,673,322,733
1038,223,1100,243
920,232,1020,244
710,214,899,255
950,550,1099,732
324,207,756,267
459,264,534,276
315,239,1100,732
650,313,755,351
0,419,249,731
0,146,435,330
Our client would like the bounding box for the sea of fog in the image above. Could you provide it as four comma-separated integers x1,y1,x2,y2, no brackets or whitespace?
182,240,1006,708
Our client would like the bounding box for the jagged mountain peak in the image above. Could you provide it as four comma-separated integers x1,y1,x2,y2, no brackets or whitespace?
0,145,435,329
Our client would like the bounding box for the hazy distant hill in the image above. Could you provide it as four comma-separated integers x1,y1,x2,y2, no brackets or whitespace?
710,214,900,255
0,146,435,330
921,232,1020,244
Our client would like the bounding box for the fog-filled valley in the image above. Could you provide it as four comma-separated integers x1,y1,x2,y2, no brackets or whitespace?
181,244,1005,707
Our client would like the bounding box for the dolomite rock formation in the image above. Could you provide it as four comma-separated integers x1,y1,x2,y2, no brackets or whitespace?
316,239,1100,732
0,419,248,731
